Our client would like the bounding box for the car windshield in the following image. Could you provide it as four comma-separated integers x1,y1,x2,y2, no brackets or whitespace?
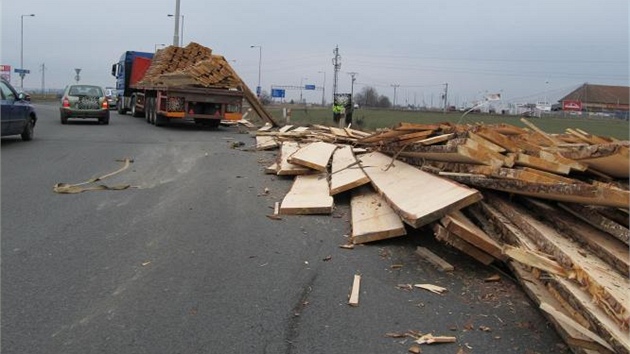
68,85,103,97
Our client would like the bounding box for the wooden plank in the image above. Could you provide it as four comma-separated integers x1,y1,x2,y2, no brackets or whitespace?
550,275,630,353
433,224,494,265
276,141,312,176
287,141,337,172
414,133,454,146
350,186,407,244
511,152,572,175
441,211,505,261
487,194,630,331
255,136,278,150
510,263,613,354
540,303,616,353
444,174,629,208
522,198,629,277
520,118,565,146
558,203,629,246
330,146,370,195
475,127,522,153
279,173,333,214
467,131,506,153
415,246,454,271
359,152,482,228
348,274,361,307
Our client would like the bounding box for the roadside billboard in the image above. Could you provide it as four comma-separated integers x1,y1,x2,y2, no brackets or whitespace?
562,100,582,111
0,64,11,82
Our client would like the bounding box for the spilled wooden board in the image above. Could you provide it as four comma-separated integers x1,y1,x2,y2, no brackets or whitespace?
445,174,629,208
276,141,312,176
441,210,505,261
288,141,337,172
255,135,278,150
330,146,370,195
415,247,454,271
358,152,482,228
280,173,333,214
433,224,494,265
350,186,406,244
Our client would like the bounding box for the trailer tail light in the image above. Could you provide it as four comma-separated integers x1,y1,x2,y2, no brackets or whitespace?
62,97,70,108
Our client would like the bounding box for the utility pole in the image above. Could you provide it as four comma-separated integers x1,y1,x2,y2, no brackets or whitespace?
332,46,341,103
40,63,46,93
442,83,449,113
391,84,400,108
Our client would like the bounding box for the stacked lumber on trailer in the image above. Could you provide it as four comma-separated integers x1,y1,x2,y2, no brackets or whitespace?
135,42,277,126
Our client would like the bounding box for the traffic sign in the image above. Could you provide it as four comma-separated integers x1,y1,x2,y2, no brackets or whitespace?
14,68,30,74
271,89,285,98
304,84,316,90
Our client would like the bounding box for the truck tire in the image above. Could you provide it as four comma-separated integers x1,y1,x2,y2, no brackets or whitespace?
145,97,152,123
131,96,143,118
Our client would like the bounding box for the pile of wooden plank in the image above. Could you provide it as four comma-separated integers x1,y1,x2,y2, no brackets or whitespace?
253,121,629,353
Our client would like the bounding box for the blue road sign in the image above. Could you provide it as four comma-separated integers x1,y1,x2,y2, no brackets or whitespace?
271,89,285,98
304,84,316,90
14,68,30,74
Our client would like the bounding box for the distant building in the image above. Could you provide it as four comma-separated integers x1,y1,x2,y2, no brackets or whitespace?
558,83,629,113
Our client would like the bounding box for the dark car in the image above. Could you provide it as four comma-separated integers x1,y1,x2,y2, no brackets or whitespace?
60,84,110,124
104,87,117,110
0,79,37,141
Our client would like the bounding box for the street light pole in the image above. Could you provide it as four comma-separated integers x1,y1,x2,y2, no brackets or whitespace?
250,45,262,98
167,14,184,46
20,13,35,89
318,71,326,106
170,0,181,47
300,77,308,103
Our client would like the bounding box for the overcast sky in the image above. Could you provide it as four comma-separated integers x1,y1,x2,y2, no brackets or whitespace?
2,0,628,106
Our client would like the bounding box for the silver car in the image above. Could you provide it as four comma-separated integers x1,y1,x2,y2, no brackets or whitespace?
60,84,110,124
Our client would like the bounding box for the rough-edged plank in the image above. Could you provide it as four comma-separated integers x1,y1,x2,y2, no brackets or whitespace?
330,146,370,195
558,203,629,246
433,224,494,265
415,246,454,271
445,174,629,208
350,186,406,244
359,152,482,228
441,211,505,261
288,141,337,172
280,173,333,214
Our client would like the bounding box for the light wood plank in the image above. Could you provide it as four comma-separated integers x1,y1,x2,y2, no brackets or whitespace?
350,186,406,244
330,146,370,195
276,141,312,176
279,173,333,214
288,141,337,172
359,152,482,228
348,274,361,307
441,211,505,261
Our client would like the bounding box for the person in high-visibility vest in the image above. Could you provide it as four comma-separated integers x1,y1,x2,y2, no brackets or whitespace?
332,103,343,123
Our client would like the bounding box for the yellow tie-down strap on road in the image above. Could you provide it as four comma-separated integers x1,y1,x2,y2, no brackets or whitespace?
53,158,134,194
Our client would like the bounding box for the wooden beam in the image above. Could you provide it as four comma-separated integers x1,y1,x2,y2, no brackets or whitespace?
433,224,494,265
441,211,505,261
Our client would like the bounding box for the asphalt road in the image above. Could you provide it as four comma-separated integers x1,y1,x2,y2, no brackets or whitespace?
1,104,570,354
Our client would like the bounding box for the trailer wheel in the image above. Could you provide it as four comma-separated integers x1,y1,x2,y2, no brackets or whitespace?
131,96,143,118
145,97,153,123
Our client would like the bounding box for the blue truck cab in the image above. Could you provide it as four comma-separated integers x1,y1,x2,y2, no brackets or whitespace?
111,51,153,115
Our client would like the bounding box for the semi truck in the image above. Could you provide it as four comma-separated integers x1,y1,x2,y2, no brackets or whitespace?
111,45,250,128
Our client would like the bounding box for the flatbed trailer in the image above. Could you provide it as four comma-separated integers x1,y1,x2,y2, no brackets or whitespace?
131,85,244,127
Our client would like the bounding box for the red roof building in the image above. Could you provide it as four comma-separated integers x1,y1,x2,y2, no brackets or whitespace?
559,83,629,112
